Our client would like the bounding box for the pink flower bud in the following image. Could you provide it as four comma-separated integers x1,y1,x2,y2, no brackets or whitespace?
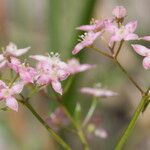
112,6,127,19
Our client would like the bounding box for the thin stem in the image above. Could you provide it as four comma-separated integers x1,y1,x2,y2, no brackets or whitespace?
91,47,113,59
19,100,71,150
57,101,90,150
115,95,149,150
9,74,19,87
114,40,124,59
91,47,144,94
50,86,89,150
115,60,144,94
83,97,97,127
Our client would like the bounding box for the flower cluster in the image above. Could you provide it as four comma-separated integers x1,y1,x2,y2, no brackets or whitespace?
0,43,94,111
72,6,150,69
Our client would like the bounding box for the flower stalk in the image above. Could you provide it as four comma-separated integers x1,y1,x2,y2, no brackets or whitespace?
19,99,72,150
115,95,149,150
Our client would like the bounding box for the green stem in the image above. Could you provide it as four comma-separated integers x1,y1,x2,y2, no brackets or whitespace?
60,103,90,150
92,47,144,94
91,47,114,59
115,95,148,150
50,88,90,150
115,60,144,95
114,40,124,59
20,100,71,150
83,97,97,127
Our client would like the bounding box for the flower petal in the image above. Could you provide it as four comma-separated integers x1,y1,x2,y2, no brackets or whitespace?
140,36,150,41
13,47,30,57
76,25,97,31
30,55,49,62
6,97,18,112
11,81,24,94
124,33,138,41
132,44,150,56
125,21,137,33
51,81,62,95
143,57,150,69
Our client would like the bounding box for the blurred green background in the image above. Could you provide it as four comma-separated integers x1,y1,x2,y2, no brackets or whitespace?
0,0,149,149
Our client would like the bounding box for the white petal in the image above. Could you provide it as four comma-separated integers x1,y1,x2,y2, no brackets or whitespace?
13,47,30,56
6,97,18,112
132,44,150,56
11,81,24,94
30,55,49,62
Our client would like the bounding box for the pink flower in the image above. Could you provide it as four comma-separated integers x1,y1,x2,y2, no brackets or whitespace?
0,80,24,111
0,42,30,69
4,42,30,57
132,44,150,69
112,6,127,19
108,21,138,46
72,31,102,55
86,115,108,139
8,57,37,83
80,87,117,98
45,107,69,131
8,57,22,73
67,58,95,74
19,66,37,84
30,53,70,95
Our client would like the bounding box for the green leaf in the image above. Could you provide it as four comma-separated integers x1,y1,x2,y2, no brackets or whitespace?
74,102,81,124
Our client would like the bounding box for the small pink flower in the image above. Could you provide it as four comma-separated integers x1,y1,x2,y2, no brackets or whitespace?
0,43,30,69
19,66,37,84
108,21,138,46
4,42,30,57
67,58,95,74
45,107,69,131
112,6,127,19
72,31,102,55
132,44,150,69
86,115,108,139
8,57,37,83
31,53,70,95
8,57,22,73
0,80,24,111
80,87,117,98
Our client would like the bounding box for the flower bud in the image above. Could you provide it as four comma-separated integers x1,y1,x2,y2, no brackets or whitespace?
112,6,127,19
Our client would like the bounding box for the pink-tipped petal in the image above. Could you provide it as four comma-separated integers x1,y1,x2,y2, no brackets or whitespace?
6,97,18,112
143,57,150,69
140,36,150,41
132,44,150,56
72,32,101,55
124,33,138,41
76,25,97,31
72,43,85,55
125,21,137,33
51,81,62,95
